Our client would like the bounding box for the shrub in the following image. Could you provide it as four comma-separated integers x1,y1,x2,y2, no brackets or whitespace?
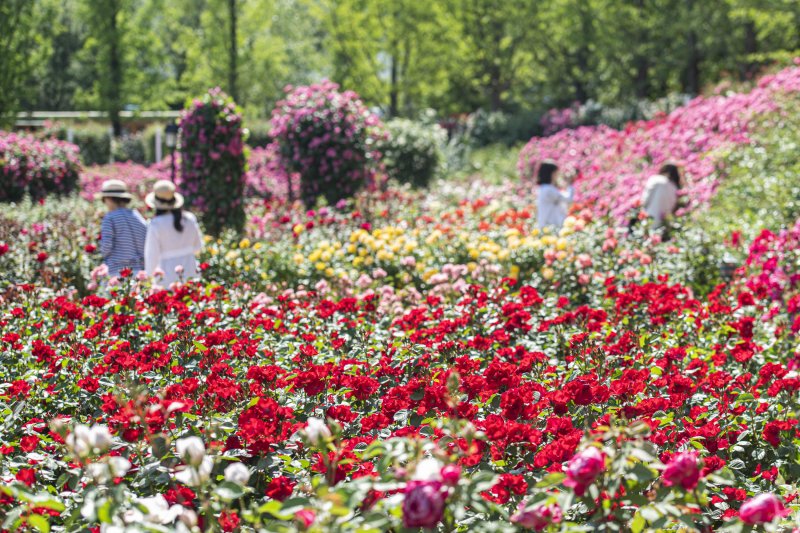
80,161,169,201
0,131,81,202
46,123,111,166
178,88,247,236
380,119,446,188
112,133,146,164
270,80,385,208
246,145,298,199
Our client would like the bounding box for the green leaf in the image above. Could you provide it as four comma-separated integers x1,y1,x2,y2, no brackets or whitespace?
535,472,565,488
631,512,646,533
215,482,245,501
27,515,50,533
193,341,208,352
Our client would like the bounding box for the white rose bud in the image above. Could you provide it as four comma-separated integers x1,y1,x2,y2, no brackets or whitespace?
413,457,444,481
175,436,205,466
89,425,113,453
66,424,92,457
224,463,250,486
108,456,132,477
305,417,331,446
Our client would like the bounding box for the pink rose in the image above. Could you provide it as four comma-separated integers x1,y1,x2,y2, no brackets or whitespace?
440,464,461,487
739,493,790,524
564,447,604,496
662,451,701,490
510,502,563,531
403,480,446,529
294,509,315,529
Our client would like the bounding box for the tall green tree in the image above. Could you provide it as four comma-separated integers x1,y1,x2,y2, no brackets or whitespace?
0,1,37,125
78,0,129,135
454,0,538,111
318,0,459,116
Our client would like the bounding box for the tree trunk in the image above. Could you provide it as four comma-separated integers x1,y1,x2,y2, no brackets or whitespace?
108,0,122,137
742,20,757,78
633,0,649,99
683,0,700,95
228,0,238,102
389,54,398,117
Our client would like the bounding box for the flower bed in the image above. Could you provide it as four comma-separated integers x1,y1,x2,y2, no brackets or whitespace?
0,221,798,529
518,62,800,220
0,132,81,202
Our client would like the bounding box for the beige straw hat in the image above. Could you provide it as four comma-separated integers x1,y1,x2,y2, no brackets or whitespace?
96,179,133,200
145,180,185,210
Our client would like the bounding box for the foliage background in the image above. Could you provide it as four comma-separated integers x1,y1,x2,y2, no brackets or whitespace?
4,0,800,126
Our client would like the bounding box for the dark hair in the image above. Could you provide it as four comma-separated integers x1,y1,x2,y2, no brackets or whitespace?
106,197,131,206
660,163,681,188
537,160,559,185
156,208,184,232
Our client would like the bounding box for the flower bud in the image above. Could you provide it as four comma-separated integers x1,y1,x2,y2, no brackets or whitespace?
175,436,206,467
224,462,250,486
304,417,331,446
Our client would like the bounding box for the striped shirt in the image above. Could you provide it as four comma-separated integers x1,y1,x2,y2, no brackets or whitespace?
100,208,148,276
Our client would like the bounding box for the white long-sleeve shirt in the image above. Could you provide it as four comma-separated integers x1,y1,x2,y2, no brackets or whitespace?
537,184,573,229
641,174,678,225
144,211,203,285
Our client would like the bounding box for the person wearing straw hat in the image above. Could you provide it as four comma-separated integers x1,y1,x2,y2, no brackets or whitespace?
98,179,147,277
144,180,203,286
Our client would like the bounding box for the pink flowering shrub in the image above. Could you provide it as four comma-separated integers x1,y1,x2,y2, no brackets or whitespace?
0,132,81,202
519,63,800,221
245,145,299,200
270,80,386,208
540,104,579,136
179,88,247,235
80,162,170,201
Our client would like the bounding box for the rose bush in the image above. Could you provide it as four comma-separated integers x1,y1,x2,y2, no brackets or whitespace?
0,132,80,202
270,80,386,208
179,88,247,236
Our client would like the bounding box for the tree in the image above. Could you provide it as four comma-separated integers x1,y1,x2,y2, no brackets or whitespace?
79,0,128,136
318,0,459,116
0,1,37,125
454,0,538,111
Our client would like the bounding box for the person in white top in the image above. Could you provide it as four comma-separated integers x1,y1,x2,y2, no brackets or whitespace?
144,180,204,286
641,163,681,227
536,160,574,229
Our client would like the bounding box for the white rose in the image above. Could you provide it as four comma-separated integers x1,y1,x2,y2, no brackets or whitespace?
174,456,213,487
412,457,443,481
108,456,131,477
136,495,184,524
224,462,250,486
175,436,205,466
305,417,331,446
90,425,113,453
66,424,92,457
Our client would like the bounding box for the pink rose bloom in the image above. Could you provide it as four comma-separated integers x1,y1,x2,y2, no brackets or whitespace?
294,509,315,529
564,447,605,496
739,493,790,524
403,480,446,529
662,451,701,490
440,464,461,487
510,502,563,531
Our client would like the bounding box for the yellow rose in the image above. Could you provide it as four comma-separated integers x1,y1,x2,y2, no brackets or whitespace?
239,238,251,249
542,267,555,280
293,223,304,235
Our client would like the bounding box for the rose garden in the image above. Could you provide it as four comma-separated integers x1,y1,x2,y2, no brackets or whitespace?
4,20,800,533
